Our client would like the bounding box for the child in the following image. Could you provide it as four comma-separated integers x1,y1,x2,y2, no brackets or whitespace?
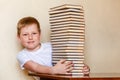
16,16,89,80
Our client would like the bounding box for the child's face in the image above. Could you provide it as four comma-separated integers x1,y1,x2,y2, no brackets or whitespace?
18,24,40,51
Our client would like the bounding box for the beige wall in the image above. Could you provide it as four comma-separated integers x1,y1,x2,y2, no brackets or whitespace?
84,0,120,73
0,0,120,80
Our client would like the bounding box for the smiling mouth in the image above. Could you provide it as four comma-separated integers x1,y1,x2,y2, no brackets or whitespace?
28,41,34,44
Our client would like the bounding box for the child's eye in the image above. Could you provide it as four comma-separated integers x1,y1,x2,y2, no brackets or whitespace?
23,34,28,36
32,33,37,35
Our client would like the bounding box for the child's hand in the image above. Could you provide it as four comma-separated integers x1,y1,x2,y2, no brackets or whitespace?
52,59,74,74
82,64,90,75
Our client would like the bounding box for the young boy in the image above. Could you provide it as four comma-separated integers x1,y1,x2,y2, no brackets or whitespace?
16,16,89,80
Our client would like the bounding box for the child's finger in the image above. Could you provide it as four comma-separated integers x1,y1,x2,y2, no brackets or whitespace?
58,59,66,64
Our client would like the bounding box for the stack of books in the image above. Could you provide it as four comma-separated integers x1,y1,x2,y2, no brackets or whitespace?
49,4,85,77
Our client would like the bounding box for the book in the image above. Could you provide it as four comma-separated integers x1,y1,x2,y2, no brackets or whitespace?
51,39,84,42
52,55,84,58
51,38,84,42
50,23,85,28
51,44,84,47
50,21,85,26
50,18,84,23
50,14,84,20
71,69,83,73
52,51,83,53
51,31,85,34
50,23,85,27
51,28,85,31
51,35,84,38
66,73,84,77
51,33,85,38
51,41,84,44
51,26,85,30
52,52,84,56
52,57,84,61
51,29,84,33
50,14,84,21
52,60,84,64
49,8,83,14
50,4,83,11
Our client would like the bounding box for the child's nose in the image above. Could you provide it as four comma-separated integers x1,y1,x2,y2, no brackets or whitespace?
28,34,33,39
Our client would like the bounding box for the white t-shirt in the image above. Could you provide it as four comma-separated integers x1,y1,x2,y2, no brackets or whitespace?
17,42,53,80
17,42,53,69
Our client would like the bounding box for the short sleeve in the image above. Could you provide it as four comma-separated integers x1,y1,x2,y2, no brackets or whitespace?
17,52,31,69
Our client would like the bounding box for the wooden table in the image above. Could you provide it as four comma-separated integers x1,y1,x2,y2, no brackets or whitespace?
28,73,120,80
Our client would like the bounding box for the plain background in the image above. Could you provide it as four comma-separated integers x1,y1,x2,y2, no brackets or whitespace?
0,0,120,80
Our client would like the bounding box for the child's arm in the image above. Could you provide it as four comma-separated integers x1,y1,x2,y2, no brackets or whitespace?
23,59,73,74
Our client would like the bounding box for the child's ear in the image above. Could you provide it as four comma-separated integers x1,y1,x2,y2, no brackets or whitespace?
17,35,21,42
